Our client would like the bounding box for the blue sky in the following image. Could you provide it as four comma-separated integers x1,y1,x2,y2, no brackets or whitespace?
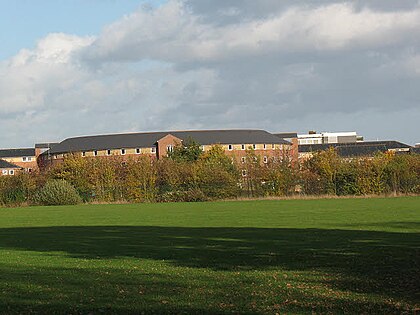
0,0,165,59
0,0,419,147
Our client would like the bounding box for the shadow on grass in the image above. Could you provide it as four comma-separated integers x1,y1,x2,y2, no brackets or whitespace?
0,225,419,314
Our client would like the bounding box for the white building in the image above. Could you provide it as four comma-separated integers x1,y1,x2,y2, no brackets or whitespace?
298,131,361,145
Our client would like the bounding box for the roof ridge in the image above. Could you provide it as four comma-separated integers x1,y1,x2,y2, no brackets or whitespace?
60,129,269,141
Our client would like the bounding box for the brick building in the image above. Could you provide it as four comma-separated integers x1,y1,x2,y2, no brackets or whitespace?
0,148,38,173
39,129,294,168
0,159,21,176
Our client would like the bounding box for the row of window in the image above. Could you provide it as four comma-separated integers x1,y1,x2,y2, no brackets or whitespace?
72,144,285,158
22,156,33,162
227,144,281,151
240,156,269,163
1,169,15,176
81,147,156,157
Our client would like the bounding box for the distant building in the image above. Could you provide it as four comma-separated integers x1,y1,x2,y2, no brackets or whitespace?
0,148,38,173
298,140,412,160
273,132,298,161
39,129,294,169
297,131,362,145
0,159,21,176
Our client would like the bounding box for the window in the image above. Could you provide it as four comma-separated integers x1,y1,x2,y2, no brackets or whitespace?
28,168,33,173
82,152,86,157
107,150,112,156
253,144,256,150
272,144,275,150
241,144,245,150
121,149,126,155
2,170,7,175
228,144,233,151
167,145,173,153
263,156,268,164
151,147,156,153
241,157,246,163
9,170,14,175
200,145,205,151
263,144,267,150
136,148,141,154
94,150,98,156
27,157,32,161
242,169,247,177
22,157,27,162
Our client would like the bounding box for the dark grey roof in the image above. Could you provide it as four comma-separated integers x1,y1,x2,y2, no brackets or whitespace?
410,147,420,154
274,132,298,139
0,148,35,158
0,159,21,169
48,129,290,154
299,141,412,157
35,143,59,148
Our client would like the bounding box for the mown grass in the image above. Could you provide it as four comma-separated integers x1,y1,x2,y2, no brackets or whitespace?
0,197,419,314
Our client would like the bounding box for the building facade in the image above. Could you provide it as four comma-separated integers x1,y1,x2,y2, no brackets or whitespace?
0,148,38,173
39,129,294,168
0,159,21,176
298,140,412,160
297,131,361,145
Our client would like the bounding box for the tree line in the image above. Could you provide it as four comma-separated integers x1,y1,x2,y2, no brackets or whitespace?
0,142,419,206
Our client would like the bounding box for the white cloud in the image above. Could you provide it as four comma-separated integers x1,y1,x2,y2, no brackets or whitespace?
0,0,419,147
82,2,420,63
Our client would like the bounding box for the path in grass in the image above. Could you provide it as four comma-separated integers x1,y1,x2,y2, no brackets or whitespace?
0,197,419,314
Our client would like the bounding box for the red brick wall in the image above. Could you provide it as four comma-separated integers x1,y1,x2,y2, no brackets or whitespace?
156,134,183,159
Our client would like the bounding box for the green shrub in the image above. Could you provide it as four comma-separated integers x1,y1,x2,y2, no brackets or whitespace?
35,179,82,206
158,188,207,202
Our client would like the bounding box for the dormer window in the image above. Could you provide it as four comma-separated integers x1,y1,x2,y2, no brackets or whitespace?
94,150,98,156
107,150,111,156
241,144,245,150
228,144,233,151
136,148,141,154
252,144,256,150
121,149,126,155
263,144,267,150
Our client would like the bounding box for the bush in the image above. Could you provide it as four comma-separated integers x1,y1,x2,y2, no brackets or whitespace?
35,179,82,206
158,188,207,202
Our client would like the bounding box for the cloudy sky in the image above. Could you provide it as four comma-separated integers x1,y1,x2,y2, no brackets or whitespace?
1,0,419,147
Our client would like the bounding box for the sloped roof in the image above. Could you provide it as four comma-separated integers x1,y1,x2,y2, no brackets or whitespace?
35,143,59,149
274,132,298,139
0,159,21,169
48,130,290,154
299,141,412,157
0,148,35,158
410,147,420,154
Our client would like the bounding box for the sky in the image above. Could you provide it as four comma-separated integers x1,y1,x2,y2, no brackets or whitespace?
0,0,419,148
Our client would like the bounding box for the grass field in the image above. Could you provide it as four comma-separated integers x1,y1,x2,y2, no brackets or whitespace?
0,197,419,314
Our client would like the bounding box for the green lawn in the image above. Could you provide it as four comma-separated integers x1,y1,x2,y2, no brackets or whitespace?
0,197,419,314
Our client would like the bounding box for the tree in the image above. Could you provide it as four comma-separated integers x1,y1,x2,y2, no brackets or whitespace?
168,137,203,162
